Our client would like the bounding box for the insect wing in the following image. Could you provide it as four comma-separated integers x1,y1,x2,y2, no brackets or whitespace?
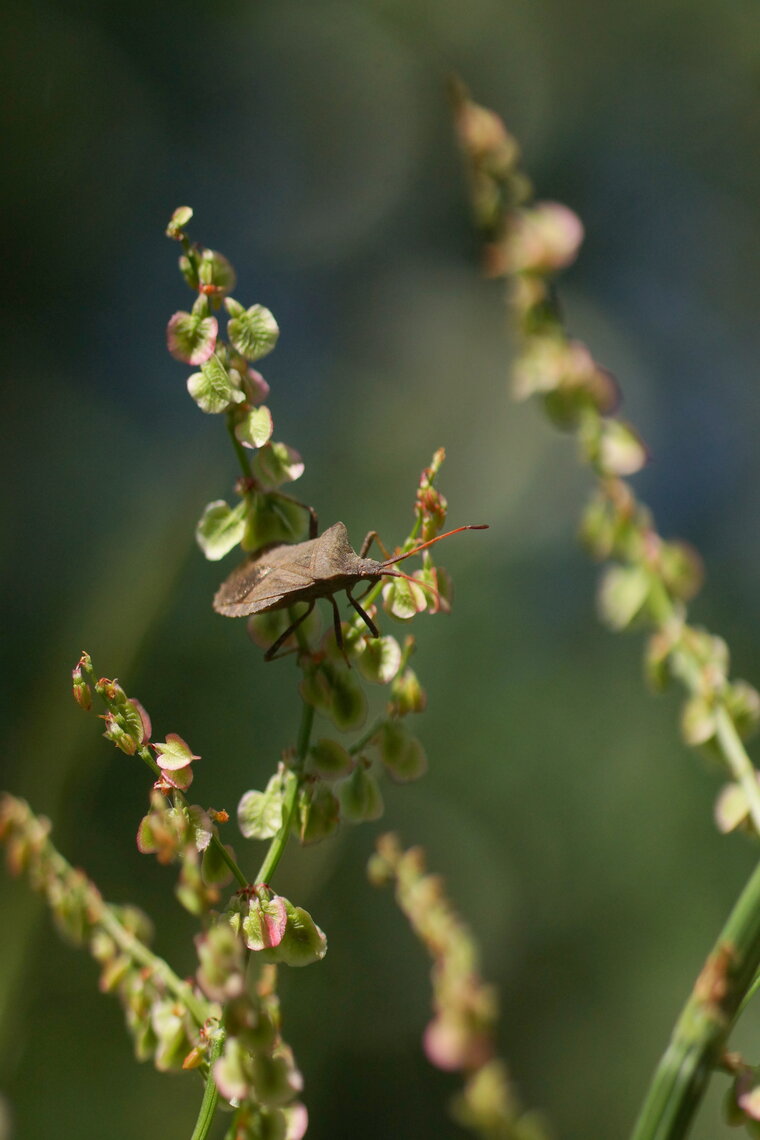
213,544,316,617
310,522,360,580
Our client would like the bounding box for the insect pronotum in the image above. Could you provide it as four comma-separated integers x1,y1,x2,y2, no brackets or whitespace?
213,521,489,660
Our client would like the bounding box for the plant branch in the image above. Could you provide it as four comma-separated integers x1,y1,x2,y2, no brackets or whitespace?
189,1029,226,1140
349,717,384,756
714,707,760,837
254,695,315,887
452,81,760,838
0,795,213,1030
97,902,211,1027
227,413,252,479
630,857,760,1140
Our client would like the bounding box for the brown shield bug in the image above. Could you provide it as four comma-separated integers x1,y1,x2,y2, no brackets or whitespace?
213,521,488,660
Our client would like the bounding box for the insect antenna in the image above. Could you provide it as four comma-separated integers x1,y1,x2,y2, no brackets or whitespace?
379,524,488,569
377,524,489,611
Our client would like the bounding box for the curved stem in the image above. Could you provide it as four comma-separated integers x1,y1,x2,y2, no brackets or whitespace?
630,857,760,1140
189,1030,226,1140
97,904,212,1027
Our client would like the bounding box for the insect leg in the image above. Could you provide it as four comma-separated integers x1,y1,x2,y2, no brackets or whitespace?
270,491,319,539
327,595,353,667
359,530,390,559
327,594,346,651
346,589,380,638
264,600,316,662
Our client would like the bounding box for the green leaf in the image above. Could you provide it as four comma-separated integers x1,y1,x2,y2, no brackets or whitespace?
151,1000,191,1072
356,635,402,685
187,355,244,414
201,842,234,887
680,695,717,747
389,668,427,716
382,577,427,621
299,668,333,714
226,302,280,361
242,494,309,552
261,901,327,967
309,738,353,779
153,733,200,771
242,895,288,950
596,419,648,476
238,772,290,840
715,782,751,835
235,405,274,450
166,311,218,365
326,666,367,731
378,720,428,783
165,205,193,237
196,498,248,560
250,1050,303,1107
197,248,236,296
725,681,760,741
596,564,651,631
252,441,305,488
296,782,340,845
136,814,157,855
214,1037,253,1101
120,700,148,748
187,805,213,852
337,765,384,822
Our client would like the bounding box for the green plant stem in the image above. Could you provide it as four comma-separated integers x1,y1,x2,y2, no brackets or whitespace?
209,833,248,889
295,694,316,769
646,580,760,835
630,856,760,1140
714,706,760,836
227,414,252,479
32,829,214,1028
349,716,384,756
254,698,315,886
189,1030,226,1140
96,903,212,1026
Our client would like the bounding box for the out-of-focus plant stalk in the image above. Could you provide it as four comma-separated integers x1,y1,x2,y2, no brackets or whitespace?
190,1030,226,1140
451,77,760,842
451,77,760,1139
631,857,760,1140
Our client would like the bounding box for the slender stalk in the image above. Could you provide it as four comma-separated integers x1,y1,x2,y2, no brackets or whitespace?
294,691,316,769
28,819,214,1029
209,833,248,889
189,1030,226,1140
226,414,252,479
254,699,315,886
349,716,384,756
630,857,760,1140
96,902,212,1027
714,706,760,837
255,771,300,886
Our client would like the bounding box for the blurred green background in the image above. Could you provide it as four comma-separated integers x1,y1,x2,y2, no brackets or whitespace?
3,1,760,1137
